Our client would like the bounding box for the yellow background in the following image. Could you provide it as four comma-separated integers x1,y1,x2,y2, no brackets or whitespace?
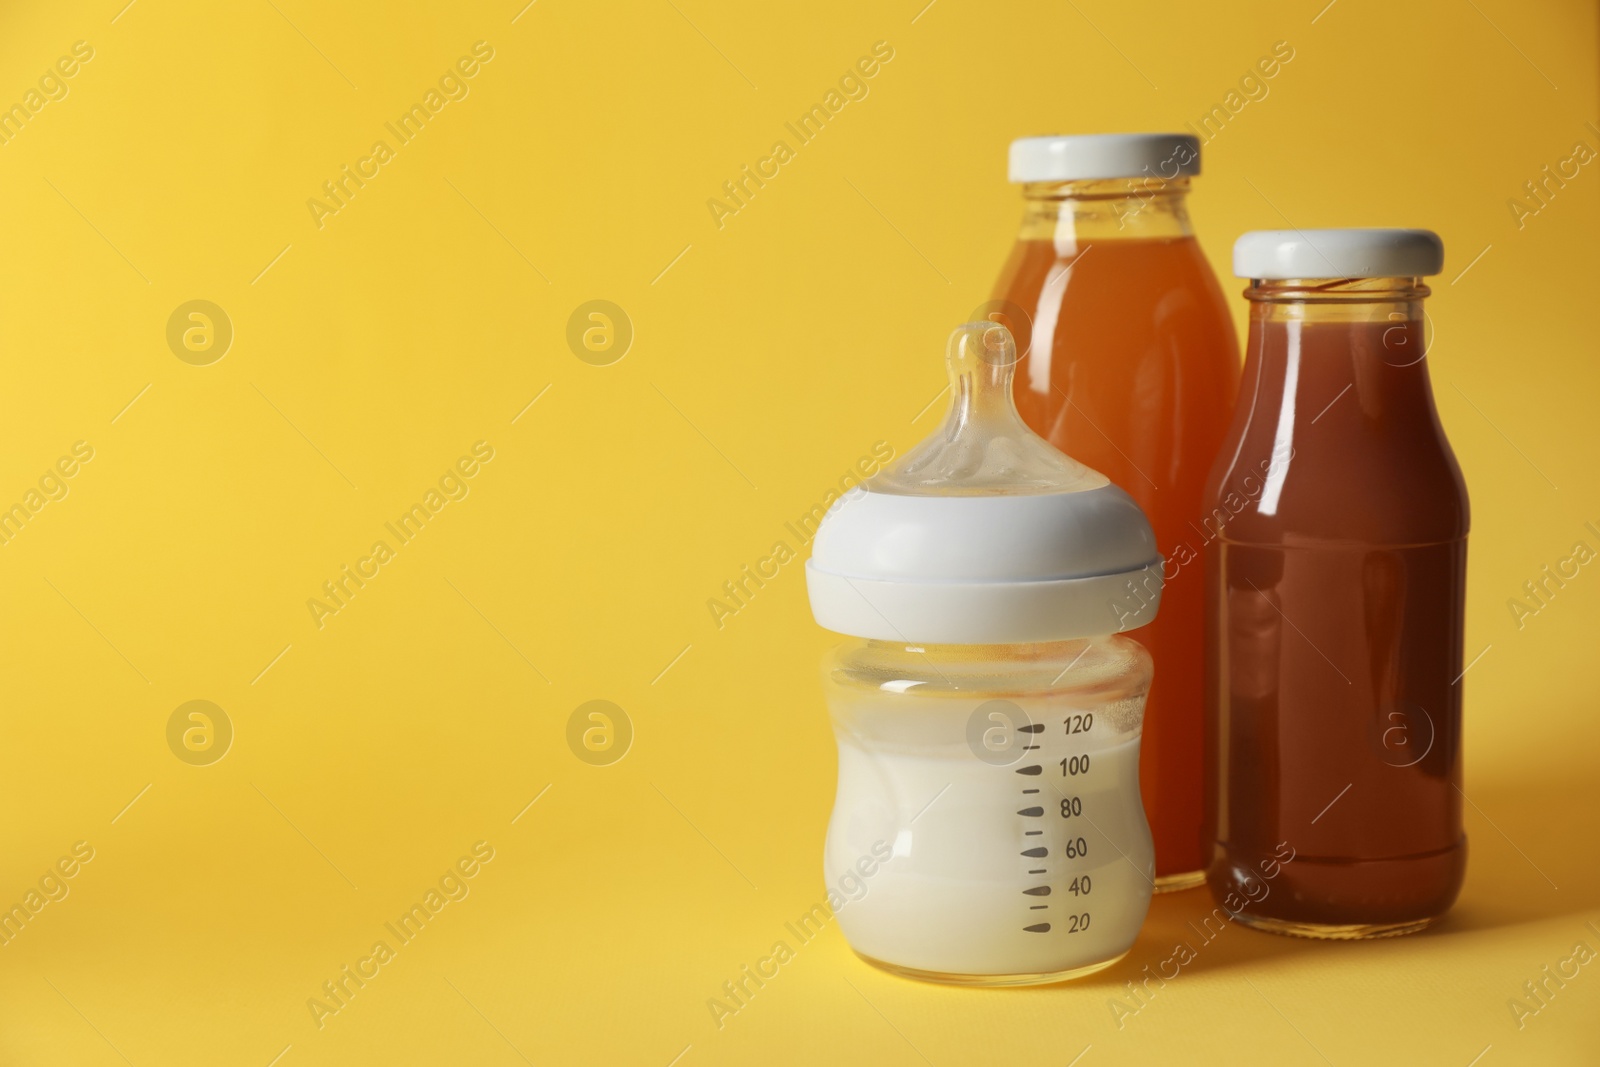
0,0,1596,1063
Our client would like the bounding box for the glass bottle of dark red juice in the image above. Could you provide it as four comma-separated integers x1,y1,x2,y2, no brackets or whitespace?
1203,229,1469,938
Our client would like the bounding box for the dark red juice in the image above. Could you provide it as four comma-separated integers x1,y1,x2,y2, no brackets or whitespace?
1204,292,1469,936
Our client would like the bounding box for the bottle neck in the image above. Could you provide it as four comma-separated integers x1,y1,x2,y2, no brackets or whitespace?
1017,177,1195,244
1220,274,1465,541
1245,276,1430,325
1241,277,1436,408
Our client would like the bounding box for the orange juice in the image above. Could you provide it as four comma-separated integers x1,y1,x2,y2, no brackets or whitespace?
991,135,1240,888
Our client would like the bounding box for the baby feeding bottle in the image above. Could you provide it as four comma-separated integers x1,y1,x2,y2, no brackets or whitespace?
805,322,1164,985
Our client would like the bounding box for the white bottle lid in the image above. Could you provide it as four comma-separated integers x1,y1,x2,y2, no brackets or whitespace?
1233,228,1444,279
1008,133,1200,183
805,324,1163,646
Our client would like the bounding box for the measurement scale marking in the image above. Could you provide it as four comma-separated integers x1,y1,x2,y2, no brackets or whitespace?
1016,727,1059,939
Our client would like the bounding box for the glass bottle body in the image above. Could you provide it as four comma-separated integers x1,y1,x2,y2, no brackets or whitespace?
991,178,1240,888
821,636,1154,985
1202,277,1469,937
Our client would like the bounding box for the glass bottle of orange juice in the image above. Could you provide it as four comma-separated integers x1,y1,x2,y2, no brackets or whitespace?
989,133,1240,890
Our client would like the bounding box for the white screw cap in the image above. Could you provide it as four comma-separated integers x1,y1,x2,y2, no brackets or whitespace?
1009,133,1200,183
1233,229,1444,279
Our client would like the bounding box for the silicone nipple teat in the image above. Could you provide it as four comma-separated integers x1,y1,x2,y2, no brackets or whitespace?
872,323,1107,496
